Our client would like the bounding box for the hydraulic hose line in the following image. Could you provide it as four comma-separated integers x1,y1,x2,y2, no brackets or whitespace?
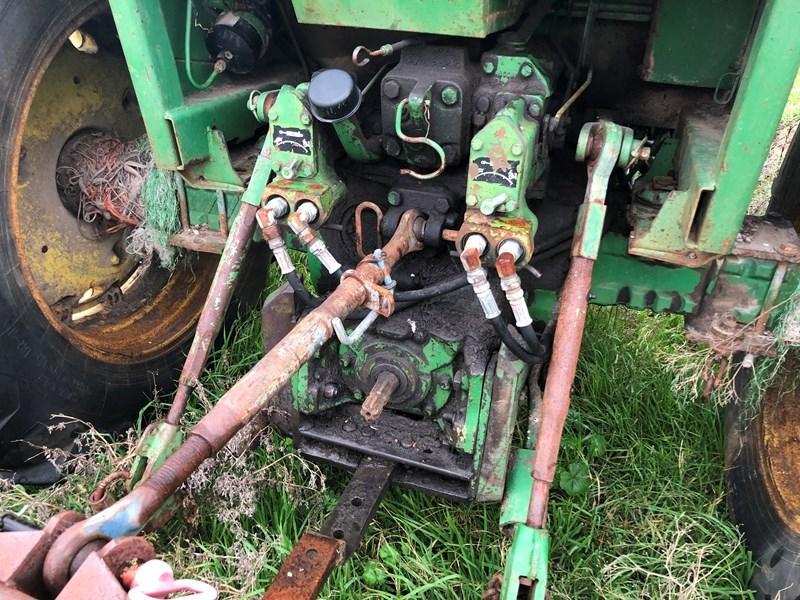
42,211,427,594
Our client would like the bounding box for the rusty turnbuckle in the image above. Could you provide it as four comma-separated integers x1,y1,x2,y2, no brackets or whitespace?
36,210,426,596
526,122,631,528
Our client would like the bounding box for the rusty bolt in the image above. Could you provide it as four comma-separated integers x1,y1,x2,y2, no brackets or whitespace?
779,242,800,257
383,79,400,99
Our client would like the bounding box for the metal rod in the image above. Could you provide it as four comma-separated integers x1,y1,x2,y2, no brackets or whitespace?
175,173,190,231
755,261,788,334
526,256,594,528
166,201,259,426
360,371,400,422
216,190,229,237
264,457,395,600
43,212,425,594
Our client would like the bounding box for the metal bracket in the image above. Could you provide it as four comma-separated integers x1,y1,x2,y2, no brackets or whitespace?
263,457,395,600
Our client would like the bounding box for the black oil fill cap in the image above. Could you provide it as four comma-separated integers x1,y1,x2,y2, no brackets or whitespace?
307,69,362,123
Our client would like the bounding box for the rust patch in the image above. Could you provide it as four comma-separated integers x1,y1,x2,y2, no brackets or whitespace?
758,355,800,534
262,533,344,600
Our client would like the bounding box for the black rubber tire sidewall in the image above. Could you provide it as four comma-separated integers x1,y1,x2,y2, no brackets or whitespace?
726,367,800,599
0,0,267,482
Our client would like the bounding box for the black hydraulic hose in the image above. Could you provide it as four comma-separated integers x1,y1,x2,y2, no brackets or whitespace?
489,316,543,364
287,272,322,307
291,268,468,309
394,273,469,303
519,324,547,357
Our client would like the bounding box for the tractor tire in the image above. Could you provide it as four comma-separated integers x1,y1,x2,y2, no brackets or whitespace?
726,356,800,599
725,106,800,600
0,1,264,484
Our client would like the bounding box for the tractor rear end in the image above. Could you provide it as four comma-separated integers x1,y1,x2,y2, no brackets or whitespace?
1,0,799,598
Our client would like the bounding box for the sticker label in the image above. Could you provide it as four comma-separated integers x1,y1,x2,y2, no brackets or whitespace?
472,157,519,187
273,126,311,155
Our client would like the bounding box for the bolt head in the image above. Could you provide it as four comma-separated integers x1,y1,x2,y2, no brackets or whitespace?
300,111,312,125
511,143,523,156
323,383,339,398
467,194,478,207
441,85,459,106
383,79,400,99
476,95,491,113
527,102,541,118
384,137,401,156
268,109,279,121
483,61,495,74
387,191,401,206
520,64,533,78
471,139,483,151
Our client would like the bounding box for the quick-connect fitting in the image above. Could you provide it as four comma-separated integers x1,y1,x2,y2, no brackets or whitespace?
256,197,294,274
460,235,501,320
496,245,533,329
288,202,343,275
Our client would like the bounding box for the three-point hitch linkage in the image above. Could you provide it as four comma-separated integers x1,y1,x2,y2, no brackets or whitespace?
0,120,638,599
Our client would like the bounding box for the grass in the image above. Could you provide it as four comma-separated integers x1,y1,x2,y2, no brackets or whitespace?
0,304,754,599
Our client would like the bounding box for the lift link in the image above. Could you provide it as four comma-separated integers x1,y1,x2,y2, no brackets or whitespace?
39,211,427,596
498,121,636,600
128,145,278,490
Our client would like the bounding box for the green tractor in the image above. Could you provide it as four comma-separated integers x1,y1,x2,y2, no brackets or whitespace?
1,0,799,597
